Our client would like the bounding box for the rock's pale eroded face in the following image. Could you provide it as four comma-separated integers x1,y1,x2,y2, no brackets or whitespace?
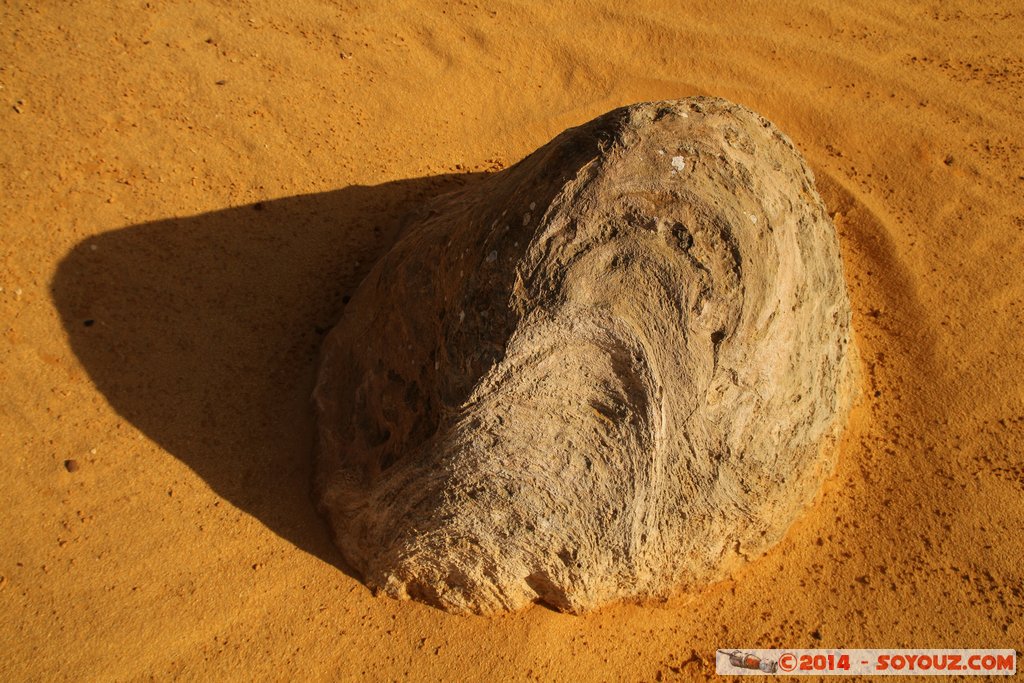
314,98,857,614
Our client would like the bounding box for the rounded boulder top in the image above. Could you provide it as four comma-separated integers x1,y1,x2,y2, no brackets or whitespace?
313,97,858,614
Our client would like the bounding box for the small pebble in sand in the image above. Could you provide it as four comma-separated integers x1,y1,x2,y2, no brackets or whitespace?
485,250,498,263
671,156,686,172
64,459,79,473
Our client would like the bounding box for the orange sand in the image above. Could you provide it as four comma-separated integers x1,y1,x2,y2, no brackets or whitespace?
2,1,1021,679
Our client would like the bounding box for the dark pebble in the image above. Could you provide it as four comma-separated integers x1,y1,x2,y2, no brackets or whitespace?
64,459,79,472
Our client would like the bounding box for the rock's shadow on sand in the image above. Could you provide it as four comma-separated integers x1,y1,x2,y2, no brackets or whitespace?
51,173,485,576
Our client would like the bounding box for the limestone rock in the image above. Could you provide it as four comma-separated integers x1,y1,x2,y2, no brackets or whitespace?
313,97,857,614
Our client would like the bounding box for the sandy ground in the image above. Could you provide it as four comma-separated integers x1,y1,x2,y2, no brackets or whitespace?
2,1,1022,680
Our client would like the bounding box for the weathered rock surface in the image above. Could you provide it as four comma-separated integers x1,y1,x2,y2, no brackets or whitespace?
314,97,857,614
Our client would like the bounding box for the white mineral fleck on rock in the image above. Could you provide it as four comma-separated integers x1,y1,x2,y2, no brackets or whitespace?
671,155,686,172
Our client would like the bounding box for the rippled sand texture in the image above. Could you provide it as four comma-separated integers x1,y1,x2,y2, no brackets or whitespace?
2,1,1021,679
